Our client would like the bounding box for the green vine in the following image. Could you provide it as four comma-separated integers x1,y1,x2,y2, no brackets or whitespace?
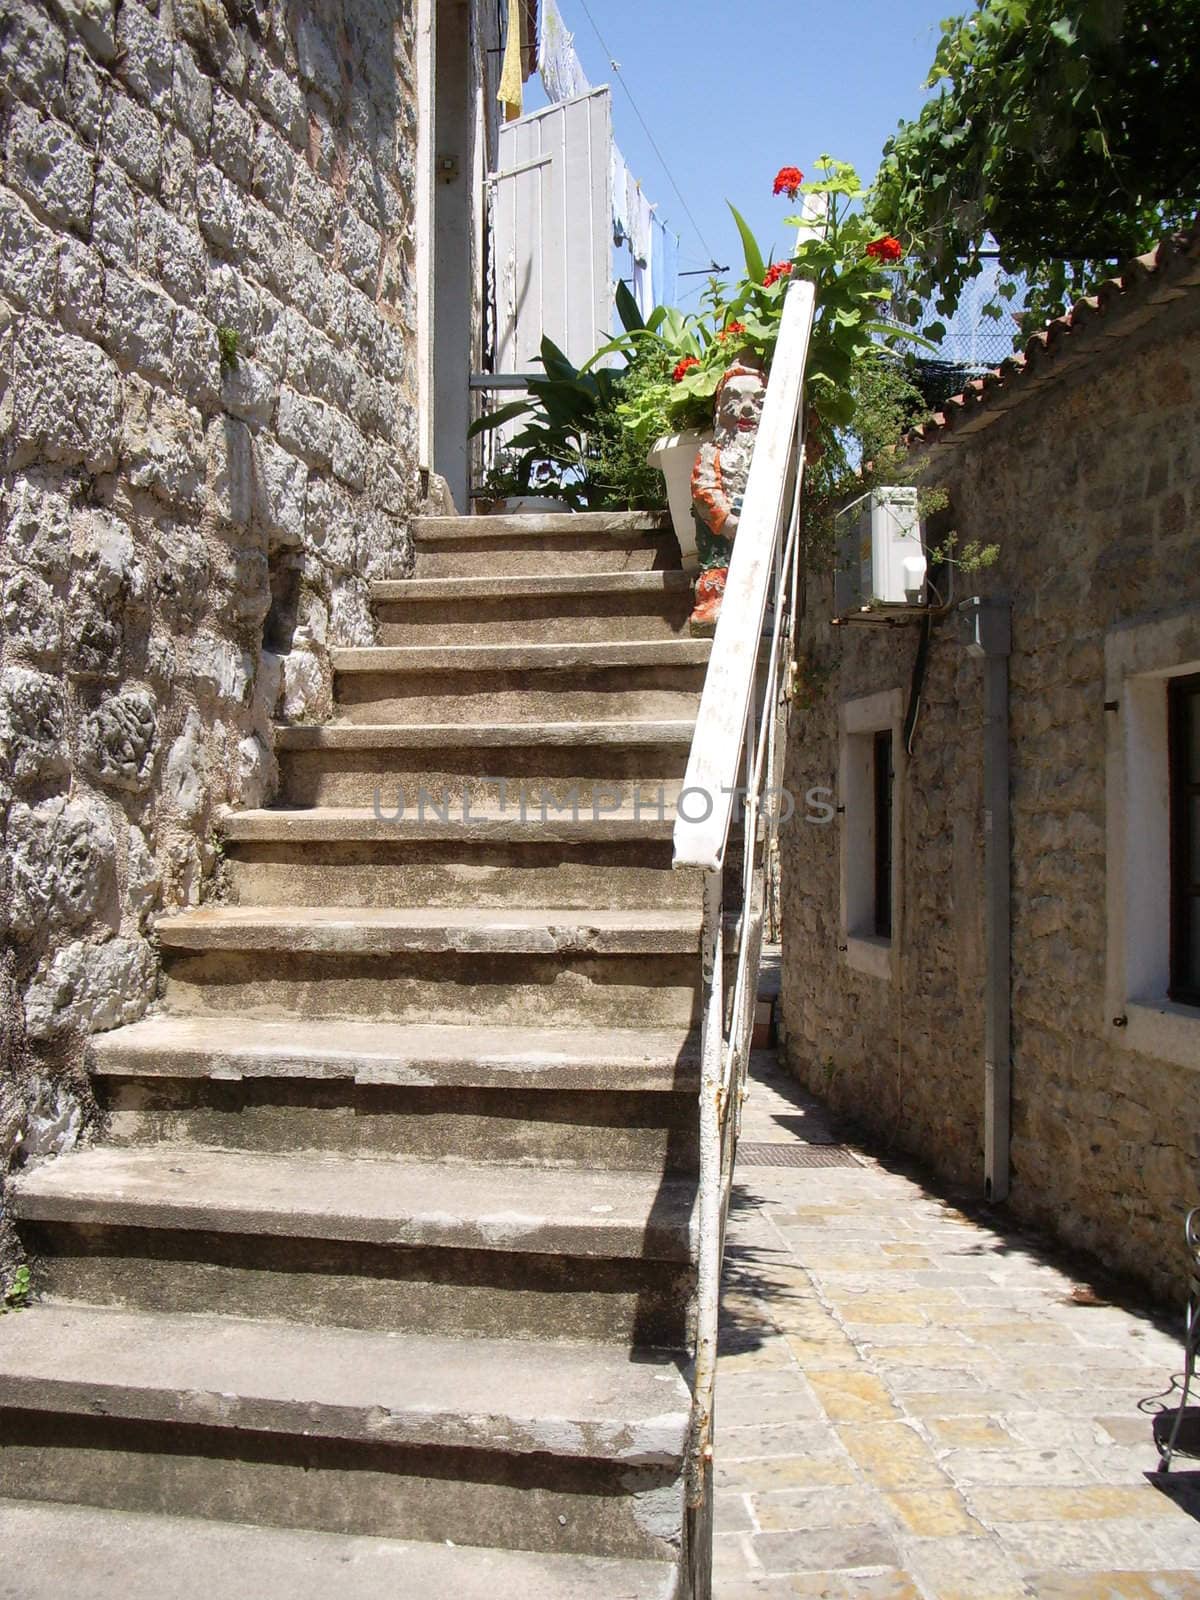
872,0,1200,343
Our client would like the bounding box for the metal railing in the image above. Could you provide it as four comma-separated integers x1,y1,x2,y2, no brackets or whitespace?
673,278,816,1528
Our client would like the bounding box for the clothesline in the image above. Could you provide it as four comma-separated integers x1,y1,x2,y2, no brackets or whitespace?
538,0,680,314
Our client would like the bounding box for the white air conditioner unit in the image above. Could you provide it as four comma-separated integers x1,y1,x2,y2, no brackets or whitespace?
833,487,927,616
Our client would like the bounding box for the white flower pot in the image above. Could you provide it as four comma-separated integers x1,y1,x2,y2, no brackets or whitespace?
647,429,711,570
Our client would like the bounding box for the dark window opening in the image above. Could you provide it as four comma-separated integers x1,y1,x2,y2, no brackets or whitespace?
873,729,894,939
1169,673,1200,1006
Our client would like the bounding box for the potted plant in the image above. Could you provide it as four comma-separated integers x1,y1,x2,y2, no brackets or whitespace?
467,161,924,587
637,158,927,627
466,324,668,513
597,297,725,566
473,449,574,515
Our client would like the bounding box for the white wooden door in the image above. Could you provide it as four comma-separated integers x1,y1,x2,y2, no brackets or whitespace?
490,87,613,374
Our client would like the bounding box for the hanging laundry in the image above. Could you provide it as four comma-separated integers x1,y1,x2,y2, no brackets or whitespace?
538,0,591,104
651,216,680,311
629,178,655,320
611,145,631,248
498,0,524,121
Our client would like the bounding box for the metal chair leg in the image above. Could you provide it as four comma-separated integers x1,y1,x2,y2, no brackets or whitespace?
1160,1209,1200,1473
1161,1300,1198,1472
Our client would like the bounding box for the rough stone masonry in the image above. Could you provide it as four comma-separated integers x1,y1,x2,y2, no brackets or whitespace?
780,266,1200,1304
0,0,421,1245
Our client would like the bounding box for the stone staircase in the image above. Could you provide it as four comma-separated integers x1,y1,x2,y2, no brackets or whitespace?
0,511,711,1597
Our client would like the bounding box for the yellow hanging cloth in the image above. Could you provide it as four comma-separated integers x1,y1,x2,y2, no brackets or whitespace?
498,0,524,122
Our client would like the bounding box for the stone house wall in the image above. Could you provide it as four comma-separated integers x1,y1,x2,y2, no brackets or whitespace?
780,286,1200,1302
0,0,429,1237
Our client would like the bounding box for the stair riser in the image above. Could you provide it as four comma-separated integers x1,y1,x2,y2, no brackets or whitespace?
162,951,701,1028
331,668,705,725
97,1081,700,1172
413,534,678,579
375,592,692,645
0,1411,685,1560
276,749,688,809
224,842,710,910
22,1227,694,1346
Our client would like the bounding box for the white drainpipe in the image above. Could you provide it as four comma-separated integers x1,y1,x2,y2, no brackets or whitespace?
961,596,1013,1202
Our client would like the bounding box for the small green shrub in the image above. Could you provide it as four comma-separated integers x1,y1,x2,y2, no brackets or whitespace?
470,335,668,512
217,325,240,373
2,1265,31,1313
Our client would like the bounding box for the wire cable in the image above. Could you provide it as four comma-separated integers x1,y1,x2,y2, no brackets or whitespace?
573,0,720,270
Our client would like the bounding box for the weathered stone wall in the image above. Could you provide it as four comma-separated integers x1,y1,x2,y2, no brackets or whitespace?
781,601,989,1187
0,0,422,1218
780,293,1200,1301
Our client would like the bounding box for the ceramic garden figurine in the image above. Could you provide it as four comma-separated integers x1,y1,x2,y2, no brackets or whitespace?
688,358,767,631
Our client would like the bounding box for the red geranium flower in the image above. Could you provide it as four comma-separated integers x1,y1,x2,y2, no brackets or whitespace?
763,261,793,288
866,235,903,264
672,355,700,383
717,319,746,342
772,166,804,199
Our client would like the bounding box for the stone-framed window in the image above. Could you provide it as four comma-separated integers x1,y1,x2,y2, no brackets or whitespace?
1105,606,1200,1065
838,688,905,981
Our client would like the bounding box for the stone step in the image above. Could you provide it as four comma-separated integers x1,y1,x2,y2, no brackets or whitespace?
0,1501,681,1600
278,718,697,750
13,1146,696,1343
0,1304,689,1559
160,952,699,1029
159,952,700,1030
223,806,679,843
155,905,703,1028
90,1015,701,1090
333,640,711,676
329,639,709,726
272,719,695,807
12,1144,696,1258
415,512,673,539
222,822,698,910
373,569,694,644
155,904,703,956
89,1015,701,1170
412,513,678,578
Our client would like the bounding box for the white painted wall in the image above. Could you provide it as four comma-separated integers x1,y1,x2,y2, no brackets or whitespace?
490,88,614,373
1104,604,1200,1069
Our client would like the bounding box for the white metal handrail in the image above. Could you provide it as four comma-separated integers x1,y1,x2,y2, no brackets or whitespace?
674,277,816,1543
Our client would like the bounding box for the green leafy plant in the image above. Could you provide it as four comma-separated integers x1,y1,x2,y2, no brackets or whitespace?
798,347,932,571
595,280,732,436
476,447,528,503
473,160,930,511
756,157,932,429
615,157,929,436
468,318,668,511
872,0,1200,341
2,1265,31,1313
217,325,240,373
928,529,1001,574
589,353,682,506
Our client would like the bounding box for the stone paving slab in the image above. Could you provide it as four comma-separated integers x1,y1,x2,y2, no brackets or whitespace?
715,1054,1200,1598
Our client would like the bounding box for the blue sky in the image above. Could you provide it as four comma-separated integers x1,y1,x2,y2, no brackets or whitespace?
526,0,956,303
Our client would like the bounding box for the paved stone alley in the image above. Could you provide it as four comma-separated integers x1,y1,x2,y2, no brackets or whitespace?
714,1053,1200,1599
